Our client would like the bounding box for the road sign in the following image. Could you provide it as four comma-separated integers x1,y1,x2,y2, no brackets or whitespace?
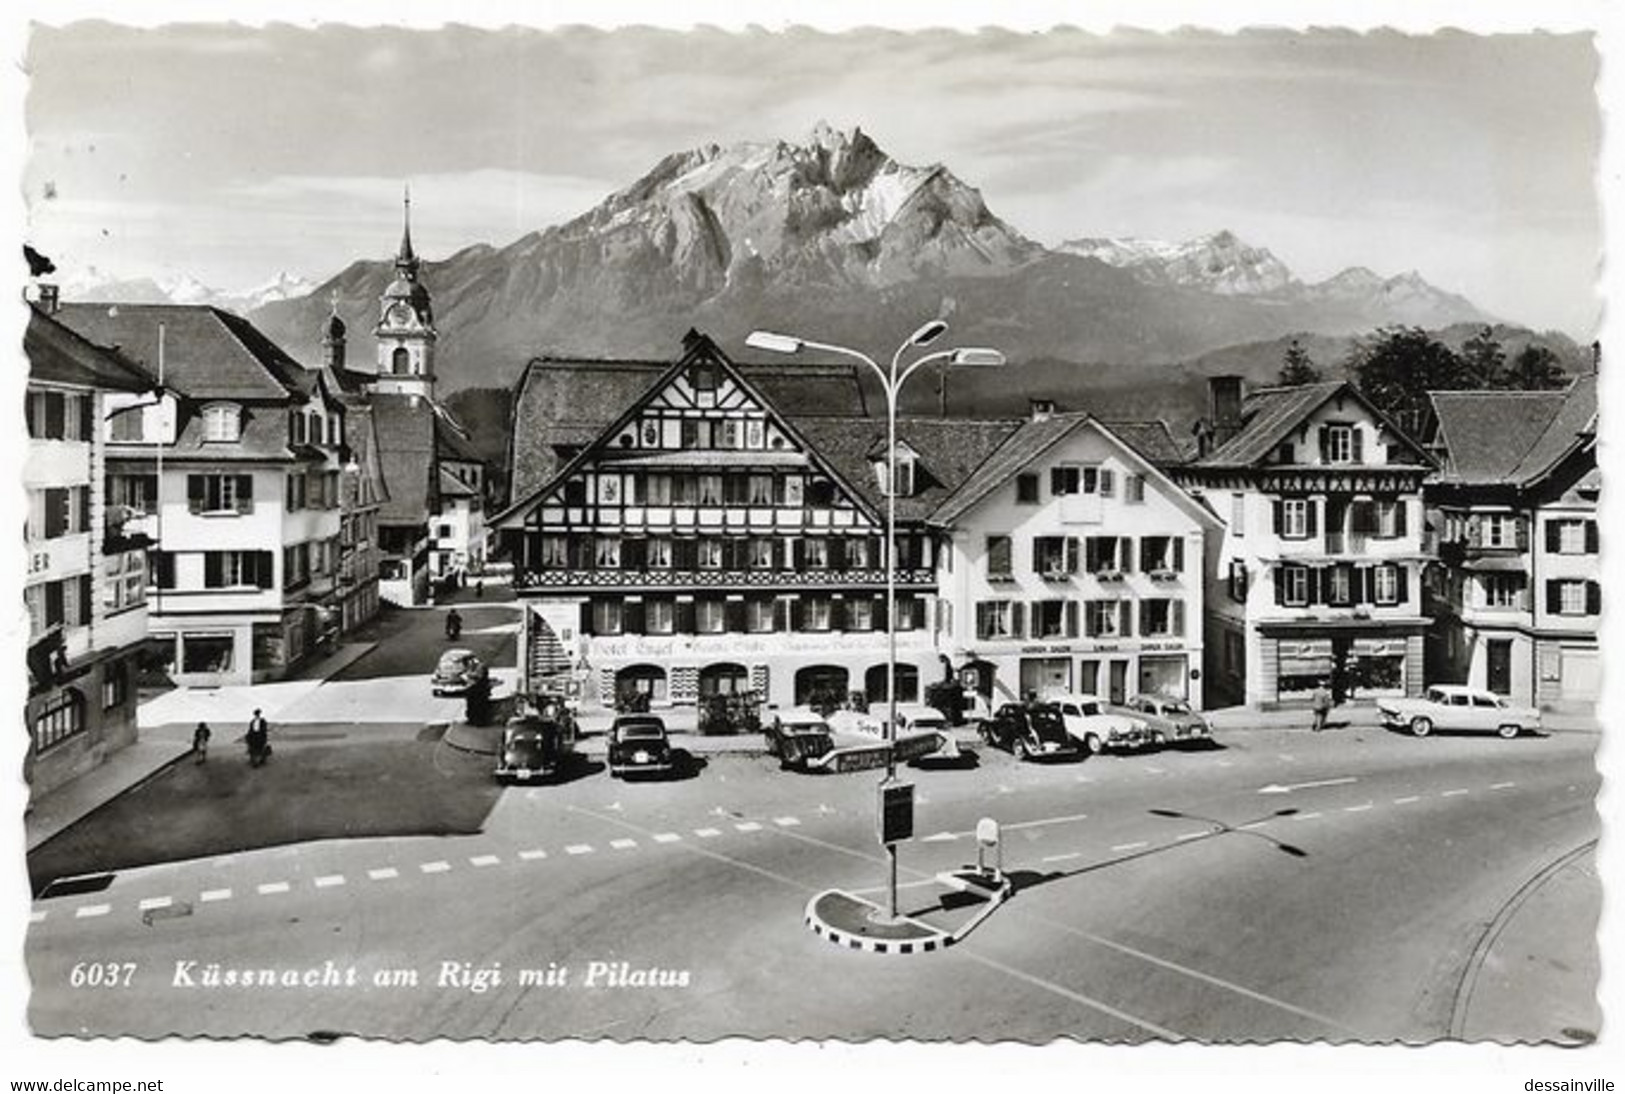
878,780,914,845
820,744,891,773
890,732,942,763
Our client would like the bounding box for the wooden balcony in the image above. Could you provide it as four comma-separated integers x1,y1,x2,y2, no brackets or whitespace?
513,566,937,591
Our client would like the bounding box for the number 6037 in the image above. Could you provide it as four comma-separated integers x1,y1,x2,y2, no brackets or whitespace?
69,961,137,988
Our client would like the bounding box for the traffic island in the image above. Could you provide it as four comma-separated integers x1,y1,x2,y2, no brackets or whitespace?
804,889,955,955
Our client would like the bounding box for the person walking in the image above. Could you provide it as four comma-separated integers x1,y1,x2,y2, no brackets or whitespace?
192,722,211,764
446,607,463,641
247,708,271,767
1311,680,1333,733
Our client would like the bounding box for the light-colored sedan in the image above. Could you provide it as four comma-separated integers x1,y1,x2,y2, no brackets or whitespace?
1378,685,1542,739
1040,691,1152,755
1122,695,1214,747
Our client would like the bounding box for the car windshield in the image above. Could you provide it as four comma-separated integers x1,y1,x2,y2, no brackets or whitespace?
1161,701,1191,714
619,726,665,742
1028,709,1066,738
1078,702,1101,716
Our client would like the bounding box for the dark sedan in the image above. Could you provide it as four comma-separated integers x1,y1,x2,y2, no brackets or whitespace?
495,718,573,783
608,715,676,779
980,703,1077,761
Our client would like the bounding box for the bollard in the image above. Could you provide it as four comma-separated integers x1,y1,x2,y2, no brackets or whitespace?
976,817,1002,883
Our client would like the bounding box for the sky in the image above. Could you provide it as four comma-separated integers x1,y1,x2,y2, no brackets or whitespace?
20,23,1604,335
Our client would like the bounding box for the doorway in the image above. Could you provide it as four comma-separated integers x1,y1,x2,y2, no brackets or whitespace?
1107,659,1130,704
1486,639,1512,696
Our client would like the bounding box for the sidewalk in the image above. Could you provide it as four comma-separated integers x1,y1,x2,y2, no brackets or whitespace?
25,738,192,852
1203,700,1599,735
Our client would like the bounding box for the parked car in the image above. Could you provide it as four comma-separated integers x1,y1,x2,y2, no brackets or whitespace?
494,716,573,783
431,648,489,697
1041,691,1151,755
1122,695,1214,747
1378,685,1542,739
980,703,1077,761
824,702,961,762
608,714,676,778
764,706,836,771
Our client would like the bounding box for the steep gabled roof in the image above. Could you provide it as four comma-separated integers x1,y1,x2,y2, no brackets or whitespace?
1196,380,1433,468
55,302,306,402
26,306,155,392
1101,419,1189,467
438,464,477,498
1430,374,1597,487
370,393,438,525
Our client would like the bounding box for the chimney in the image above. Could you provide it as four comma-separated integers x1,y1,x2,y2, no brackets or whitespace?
1209,375,1244,448
1029,398,1056,422
37,283,59,313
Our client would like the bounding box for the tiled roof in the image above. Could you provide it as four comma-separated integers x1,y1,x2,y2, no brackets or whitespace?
435,412,484,463
343,402,390,507
1101,419,1189,467
1198,381,1345,467
26,307,154,392
56,302,306,402
438,464,477,498
1430,374,1597,486
791,416,1023,523
370,394,438,525
507,355,871,503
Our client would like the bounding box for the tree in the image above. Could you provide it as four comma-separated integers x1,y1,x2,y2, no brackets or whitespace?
1349,326,1467,439
1460,326,1507,388
1506,344,1568,391
1277,339,1322,386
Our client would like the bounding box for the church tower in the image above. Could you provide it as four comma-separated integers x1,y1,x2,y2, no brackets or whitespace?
373,187,437,398
321,291,347,370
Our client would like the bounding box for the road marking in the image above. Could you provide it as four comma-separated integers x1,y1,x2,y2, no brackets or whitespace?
314,875,346,888
1343,803,1374,813
1217,760,1233,768
367,868,399,881
200,888,233,902
954,950,1187,1042
1491,782,1516,790
518,849,548,860
1236,821,1268,831
1074,774,1094,783
774,816,801,827
1175,831,1207,842
1259,776,1357,795
257,882,291,895
652,832,682,843
76,904,111,919
470,855,501,867
1111,841,1148,852
1442,789,1470,798
735,821,763,832
1042,852,1082,863
1004,811,1089,832
609,838,638,850
1295,812,1323,820
137,896,173,911
922,831,958,842
694,828,721,838
565,844,593,855
420,861,451,874
29,910,46,924
1394,796,1420,805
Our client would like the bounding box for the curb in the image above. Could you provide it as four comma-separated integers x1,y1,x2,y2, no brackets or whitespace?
802,889,956,956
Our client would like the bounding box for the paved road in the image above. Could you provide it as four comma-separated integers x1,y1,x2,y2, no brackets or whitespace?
25,721,1597,1042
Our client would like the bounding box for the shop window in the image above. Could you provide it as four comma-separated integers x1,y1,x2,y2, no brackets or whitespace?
182,634,235,674
32,689,84,751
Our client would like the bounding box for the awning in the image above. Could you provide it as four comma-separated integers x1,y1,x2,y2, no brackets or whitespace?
597,450,807,468
1461,555,1527,573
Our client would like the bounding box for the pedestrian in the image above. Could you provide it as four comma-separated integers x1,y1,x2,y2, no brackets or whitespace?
192,721,211,764
1311,680,1333,733
247,708,271,767
475,579,484,598
446,607,463,640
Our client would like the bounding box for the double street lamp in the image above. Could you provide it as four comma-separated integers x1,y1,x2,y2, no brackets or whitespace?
747,321,1004,920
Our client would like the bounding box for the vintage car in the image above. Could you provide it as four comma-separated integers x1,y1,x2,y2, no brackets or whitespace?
607,714,676,778
431,648,489,697
1378,685,1542,739
980,703,1077,761
494,717,573,783
824,702,961,763
1040,690,1152,755
764,706,836,771
1121,694,1214,747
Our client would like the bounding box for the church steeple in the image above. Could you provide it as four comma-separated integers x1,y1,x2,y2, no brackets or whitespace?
396,184,419,276
321,289,347,370
374,184,437,398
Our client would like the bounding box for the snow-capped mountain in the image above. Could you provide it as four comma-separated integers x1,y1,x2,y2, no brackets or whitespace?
52,267,316,314
1058,230,1295,296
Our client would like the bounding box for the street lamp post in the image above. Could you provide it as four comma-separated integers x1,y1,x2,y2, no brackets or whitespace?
747,322,1003,920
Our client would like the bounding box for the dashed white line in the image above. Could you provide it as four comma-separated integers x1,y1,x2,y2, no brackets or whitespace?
653,832,681,843
694,828,721,839
420,861,451,874
1111,841,1148,852
1042,852,1082,863
1393,796,1421,805
1295,812,1323,821
76,904,111,919
1217,760,1233,768
314,874,346,888
774,816,801,827
1442,789,1470,798
470,855,501,868
138,896,173,911
518,848,548,860
609,838,638,850
257,882,291,895
29,910,46,924
1343,803,1374,813
1237,820,1268,831
1175,830,1208,842
367,868,399,881
1491,781,1517,790
565,844,593,855
735,821,763,833
200,888,233,902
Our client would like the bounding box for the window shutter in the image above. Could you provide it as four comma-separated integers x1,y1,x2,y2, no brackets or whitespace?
623,600,645,634
1100,469,1115,497
1050,467,1065,496
624,538,646,571
1172,599,1186,637
1120,537,1134,572
1307,567,1323,605
1394,499,1408,537
188,475,205,514
1318,425,1330,463
1395,566,1409,604
1009,601,1023,638
872,595,888,632
579,601,595,637
1467,515,1482,548
975,603,990,641
1587,581,1601,615
1139,602,1152,637
1546,579,1562,614
76,573,92,625
1272,499,1284,535
1274,568,1286,606
1066,537,1080,574
1173,538,1185,572
1544,518,1562,553
1138,538,1152,572
153,551,174,589
1305,499,1319,537
1119,601,1133,636
79,395,94,443
1351,426,1364,463
205,552,223,588
727,599,747,633
791,537,807,570
1586,520,1599,553
828,538,846,569
236,475,254,513
675,599,696,634
1065,600,1079,638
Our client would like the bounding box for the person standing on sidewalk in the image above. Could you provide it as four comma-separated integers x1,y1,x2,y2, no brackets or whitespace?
247,708,271,767
1311,680,1333,733
192,722,211,764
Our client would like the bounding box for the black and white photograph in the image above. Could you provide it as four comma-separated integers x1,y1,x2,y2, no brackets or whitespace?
5,2,1618,1089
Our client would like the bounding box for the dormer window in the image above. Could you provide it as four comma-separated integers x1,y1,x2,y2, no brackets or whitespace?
202,404,241,443
1321,423,1361,465
875,444,918,498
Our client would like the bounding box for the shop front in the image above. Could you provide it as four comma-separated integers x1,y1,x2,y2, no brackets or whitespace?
1260,621,1426,703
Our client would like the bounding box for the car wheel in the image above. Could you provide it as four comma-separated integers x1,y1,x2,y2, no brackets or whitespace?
1082,733,1104,757
1497,723,1521,740
1409,716,1433,738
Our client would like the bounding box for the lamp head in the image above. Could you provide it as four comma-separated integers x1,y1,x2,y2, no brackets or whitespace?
950,348,1006,367
909,319,948,347
745,330,802,355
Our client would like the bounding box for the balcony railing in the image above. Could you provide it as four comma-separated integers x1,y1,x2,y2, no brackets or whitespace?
513,567,937,591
